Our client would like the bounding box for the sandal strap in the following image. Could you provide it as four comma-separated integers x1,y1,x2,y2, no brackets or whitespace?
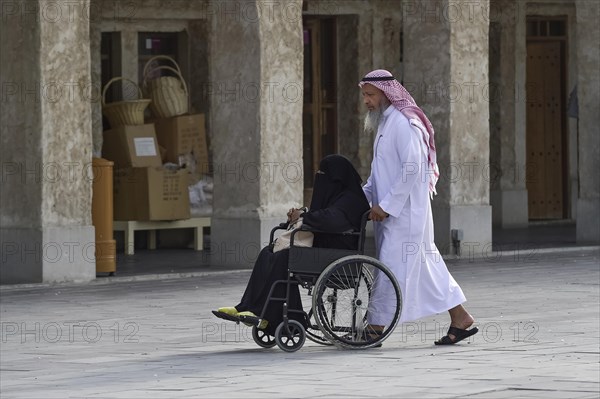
436,335,455,345
447,326,467,337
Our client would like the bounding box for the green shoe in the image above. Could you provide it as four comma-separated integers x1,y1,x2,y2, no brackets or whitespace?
217,307,238,316
237,311,269,329
258,319,269,330
236,310,256,318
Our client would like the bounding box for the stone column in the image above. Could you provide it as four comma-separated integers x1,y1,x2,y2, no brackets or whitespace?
89,5,103,157
402,0,492,255
120,30,138,84
489,0,528,228
575,0,600,243
356,10,375,179
337,14,361,167
208,0,304,266
1,0,95,283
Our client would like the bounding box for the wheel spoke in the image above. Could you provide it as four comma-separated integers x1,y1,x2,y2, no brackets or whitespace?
312,255,402,349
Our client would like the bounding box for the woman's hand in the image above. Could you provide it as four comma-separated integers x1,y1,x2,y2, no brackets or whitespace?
287,208,304,223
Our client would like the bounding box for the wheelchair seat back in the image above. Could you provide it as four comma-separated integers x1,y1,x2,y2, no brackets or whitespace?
287,210,371,277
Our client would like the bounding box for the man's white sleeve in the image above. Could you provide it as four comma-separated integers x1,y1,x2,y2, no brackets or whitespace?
362,174,373,205
378,123,424,217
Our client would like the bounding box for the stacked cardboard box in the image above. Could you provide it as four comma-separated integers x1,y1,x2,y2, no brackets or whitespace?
102,124,162,169
153,114,208,167
112,166,189,221
102,124,190,221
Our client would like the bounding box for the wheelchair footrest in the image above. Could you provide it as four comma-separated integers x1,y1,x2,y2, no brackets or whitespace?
212,310,263,328
239,315,261,327
212,310,241,324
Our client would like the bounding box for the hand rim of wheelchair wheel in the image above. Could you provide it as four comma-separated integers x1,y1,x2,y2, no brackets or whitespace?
312,255,402,350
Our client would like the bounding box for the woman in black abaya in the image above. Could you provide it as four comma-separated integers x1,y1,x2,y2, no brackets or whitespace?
214,155,370,336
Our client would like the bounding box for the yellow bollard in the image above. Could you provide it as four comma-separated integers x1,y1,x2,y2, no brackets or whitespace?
92,158,117,274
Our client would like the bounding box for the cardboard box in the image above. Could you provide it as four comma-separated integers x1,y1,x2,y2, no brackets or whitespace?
102,124,162,168
153,114,208,167
113,166,190,221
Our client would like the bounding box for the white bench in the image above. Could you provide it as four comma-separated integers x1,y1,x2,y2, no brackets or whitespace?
113,217,211,255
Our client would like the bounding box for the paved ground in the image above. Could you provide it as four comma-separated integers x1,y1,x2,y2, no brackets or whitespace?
1,247,599,398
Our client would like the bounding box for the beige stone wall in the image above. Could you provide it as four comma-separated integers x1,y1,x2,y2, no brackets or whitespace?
575,0,599,199
489,0,529,227
89,7,103,157
258,1,305,216
490,0,524,192
0,0,43,229
402,1,452,203
1,0,93,227
208,0,305,266
575,0,600,241
40,3,94,226
449,1,490,205
337,14,361,167
209,0,268,218
402,0,492,252
1,0,95,283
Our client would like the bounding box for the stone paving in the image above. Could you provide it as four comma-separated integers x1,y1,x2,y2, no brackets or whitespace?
1,248,599,398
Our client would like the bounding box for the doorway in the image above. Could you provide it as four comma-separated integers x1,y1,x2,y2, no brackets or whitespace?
303,17,337,204
525,17,568,220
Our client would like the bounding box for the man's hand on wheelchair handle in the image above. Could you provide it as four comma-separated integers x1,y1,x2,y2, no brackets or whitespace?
370,205,389,222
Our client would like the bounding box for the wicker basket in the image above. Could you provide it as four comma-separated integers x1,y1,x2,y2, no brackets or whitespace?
142,56,189,118
102,77,150,128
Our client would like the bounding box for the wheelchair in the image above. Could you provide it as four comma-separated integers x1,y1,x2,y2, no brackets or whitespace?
248,210,403,352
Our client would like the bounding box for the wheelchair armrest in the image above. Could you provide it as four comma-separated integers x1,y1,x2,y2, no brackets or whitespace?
297,224,357,235
290,225,360,246
269,222,290,245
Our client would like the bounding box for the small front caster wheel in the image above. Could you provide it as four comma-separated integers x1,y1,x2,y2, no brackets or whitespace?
274,320,306,352
252,326,276,348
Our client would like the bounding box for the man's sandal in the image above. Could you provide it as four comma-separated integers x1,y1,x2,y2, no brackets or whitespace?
434,326,479,345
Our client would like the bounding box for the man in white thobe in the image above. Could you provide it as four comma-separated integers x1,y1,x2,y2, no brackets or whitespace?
359,69,478,345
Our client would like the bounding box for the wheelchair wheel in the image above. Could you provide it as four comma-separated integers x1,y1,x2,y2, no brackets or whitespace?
312,255,402,349
304,308,333,346
252,326,276,348
274,320,306,352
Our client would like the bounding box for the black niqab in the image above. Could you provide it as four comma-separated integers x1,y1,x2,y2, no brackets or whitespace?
309,154,370,229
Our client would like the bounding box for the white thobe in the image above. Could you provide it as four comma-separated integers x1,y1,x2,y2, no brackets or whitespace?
363,105,466,325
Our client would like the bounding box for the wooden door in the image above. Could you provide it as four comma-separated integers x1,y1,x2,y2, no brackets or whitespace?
303,17,337,205
526,41,565,219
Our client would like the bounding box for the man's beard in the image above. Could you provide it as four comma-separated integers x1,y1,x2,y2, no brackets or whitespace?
364,106,384,136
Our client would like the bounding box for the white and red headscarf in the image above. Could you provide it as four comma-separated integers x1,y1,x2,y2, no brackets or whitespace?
359,69,439,196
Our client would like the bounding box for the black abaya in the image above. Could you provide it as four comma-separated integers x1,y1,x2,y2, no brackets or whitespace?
234,155,370,336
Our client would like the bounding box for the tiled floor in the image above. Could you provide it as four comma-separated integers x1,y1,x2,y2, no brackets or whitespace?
2,248,598,398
